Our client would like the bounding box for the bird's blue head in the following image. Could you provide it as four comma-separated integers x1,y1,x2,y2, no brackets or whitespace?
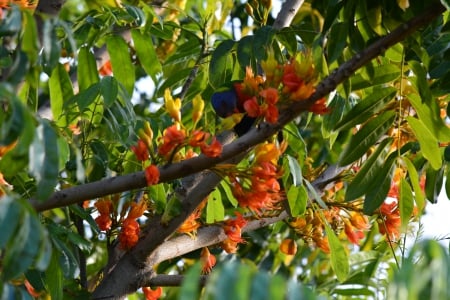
211,89,238,118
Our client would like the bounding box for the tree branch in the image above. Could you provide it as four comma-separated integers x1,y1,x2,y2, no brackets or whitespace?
273,0,305,29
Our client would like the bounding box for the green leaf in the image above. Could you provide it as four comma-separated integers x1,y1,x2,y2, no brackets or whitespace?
399,178,414,230
2,209,42,281
339,111,395,166
425,166,444,203
179,263,202,300
78,46,99,92
441,0,450,10
250,272,271,300
49,63,75,127
407,117,442,170
363,156,395,214
409,60,432,103
206,188,225,223
327,22,348,63
0,196,20,248
29,120,59,201
403,157,425,211
0,96,25,146
287,155,302,186
407,93,450,142
209,39,235,89
345,138,393,201
325,224,349,282
42,20,61,74
75,82,100,111
100,76,118,108
21,11,39,65
334,87,396,132
45,251,63,300
351,64,400,91
107,35,135,96
287,185,307,217
220,181,238,207
131,29,162,81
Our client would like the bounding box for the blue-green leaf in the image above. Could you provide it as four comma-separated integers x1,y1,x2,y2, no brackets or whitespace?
209,40,235,89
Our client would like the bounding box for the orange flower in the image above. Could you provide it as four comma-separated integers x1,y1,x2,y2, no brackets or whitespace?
344,220,365,245
200,247,216,274
119,218,140,249
127,199,147,219
177,210,202,236
145,165,160,186
95,199,113,215
24,279,42,298
99,60,112,76
95,214,112,231
158,124,186,156
142,286,163,300
378,200,401,241
221,238,239,253
315,237,330,253
259,87,279,105
280,238,297,255
189,130,209,147
254,142,282,165
0,140,17,157
131,139,149,161
200,137,222,158
223,212,247,244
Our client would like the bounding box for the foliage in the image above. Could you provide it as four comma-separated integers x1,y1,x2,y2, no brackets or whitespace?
1,0,450,299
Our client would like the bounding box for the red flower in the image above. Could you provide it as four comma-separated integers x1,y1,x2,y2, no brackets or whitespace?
344,221,365,245
158,125,186,156
280,238,297,255
264,104,279,123
378,200,401,241
145,165,160,186
99,60,112,76
259,87,279,105
189,130,209,147
119,218,140,249
200,137,222,158
309,98,329,114
142,286,162,300
95,214,112,231
282,64,304,93
131,139,149,161
243,97,261,117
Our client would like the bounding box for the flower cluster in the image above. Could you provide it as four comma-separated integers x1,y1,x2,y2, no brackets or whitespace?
221,212,247,253
377,200,401,241
228,142,284,214
119,199,147,249
200,247,217,274
228,51,328,127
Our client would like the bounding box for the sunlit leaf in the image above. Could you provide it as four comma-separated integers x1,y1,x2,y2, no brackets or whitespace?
407,116,442,170
399,178,414,230
351,64,400,90
131,29,162,81
107,35,135,95
49,63,75,127
100,76,118,107
287,185,307,217
325,223,349,282
286,155,302,186
78,46,99,91
403,157,425,211
206,188,224,223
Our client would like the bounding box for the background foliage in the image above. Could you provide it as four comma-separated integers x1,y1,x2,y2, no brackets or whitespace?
1,0,450,299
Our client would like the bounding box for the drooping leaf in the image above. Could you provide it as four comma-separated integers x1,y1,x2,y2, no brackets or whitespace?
0,196,20,248
325,223,349,282
78,46,99,92
334,87,396,132
286,155,302,186
206,188,224,223
220,181,238,207
29,120,59,201
209,39,235,89
131,29,162,81
407,116,442,170
408,60,432,103
345,138,393,201
287,184,307,217
0,96,25,146
339,111,395,166
49,63,75,127
327,22,348,63
403,157,425,211
363,156,396,214
100,76,118,108
399,178,414,230
45,251,63,300
107,35,135,96
425,165,444,203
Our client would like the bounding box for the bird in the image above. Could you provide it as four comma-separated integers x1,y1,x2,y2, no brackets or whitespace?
211,83,256,136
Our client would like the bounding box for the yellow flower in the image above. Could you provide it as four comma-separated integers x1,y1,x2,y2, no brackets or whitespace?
164,88,181,122
192,95,204,125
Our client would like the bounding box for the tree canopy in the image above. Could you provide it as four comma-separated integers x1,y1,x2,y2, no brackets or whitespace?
1,0,450,299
